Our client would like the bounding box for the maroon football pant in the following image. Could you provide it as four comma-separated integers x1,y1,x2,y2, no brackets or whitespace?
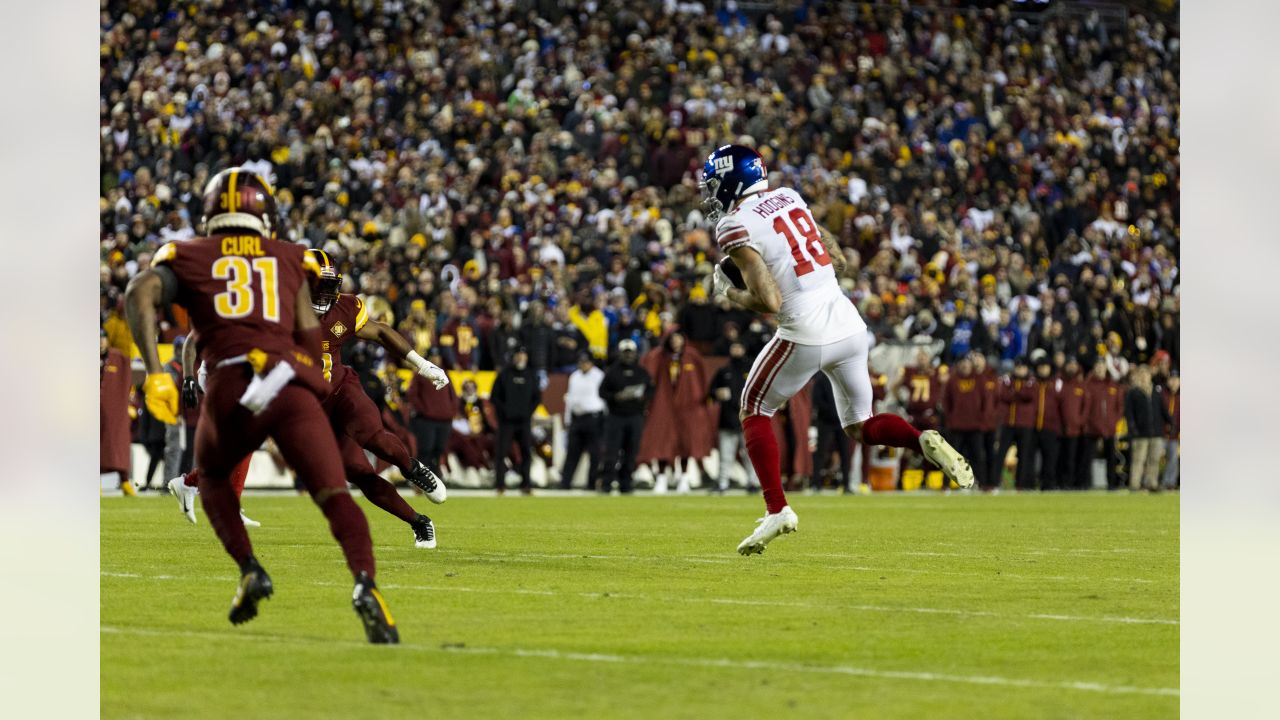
196,365,374,579
338,433,418,523
325,370,413,473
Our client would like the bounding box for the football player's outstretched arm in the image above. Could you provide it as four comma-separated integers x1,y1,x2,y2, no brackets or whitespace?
359,317,451,389
726,246,782,315
356,319,413,362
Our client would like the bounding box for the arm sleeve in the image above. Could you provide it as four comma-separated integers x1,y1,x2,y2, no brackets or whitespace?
715,216,751,253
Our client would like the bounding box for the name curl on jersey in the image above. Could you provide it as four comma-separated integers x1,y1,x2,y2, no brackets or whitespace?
220,236,266,256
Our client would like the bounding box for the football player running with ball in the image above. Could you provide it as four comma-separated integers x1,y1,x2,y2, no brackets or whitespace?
701,145,975,555
126,168,399,642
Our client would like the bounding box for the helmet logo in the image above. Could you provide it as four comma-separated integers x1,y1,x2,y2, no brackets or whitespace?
712,155,734,175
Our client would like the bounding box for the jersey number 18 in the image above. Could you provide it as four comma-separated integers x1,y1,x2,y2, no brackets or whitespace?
772,207,830,277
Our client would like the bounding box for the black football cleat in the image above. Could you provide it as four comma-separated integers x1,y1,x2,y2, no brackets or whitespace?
405,459,447,504
411,514,437,549
228,557,273,625
352,572,400,644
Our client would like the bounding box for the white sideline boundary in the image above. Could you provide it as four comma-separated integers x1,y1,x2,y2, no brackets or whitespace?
101,571,1178,626
100,624,1178,698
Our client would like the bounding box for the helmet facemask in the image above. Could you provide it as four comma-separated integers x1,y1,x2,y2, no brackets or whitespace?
311,272,342,315
699,177,725,224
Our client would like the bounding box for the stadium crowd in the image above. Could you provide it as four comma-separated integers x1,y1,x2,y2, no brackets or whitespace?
100,0,1179,492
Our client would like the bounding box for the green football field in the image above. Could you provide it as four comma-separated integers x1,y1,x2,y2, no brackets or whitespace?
101,492,1178,719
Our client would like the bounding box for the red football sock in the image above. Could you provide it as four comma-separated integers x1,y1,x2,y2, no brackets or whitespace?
186,454,251,494
743,415,788,514
861,414,922,452
230,455,252,496
350,472,419,523
362,430,414,474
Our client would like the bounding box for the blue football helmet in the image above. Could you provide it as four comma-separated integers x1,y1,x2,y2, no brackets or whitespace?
699,144,768,223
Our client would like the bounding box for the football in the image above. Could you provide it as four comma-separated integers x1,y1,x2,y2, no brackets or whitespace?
719,256,747,290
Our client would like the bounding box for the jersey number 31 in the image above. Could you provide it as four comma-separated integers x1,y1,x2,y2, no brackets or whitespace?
213,256,280,322
772,208,830,277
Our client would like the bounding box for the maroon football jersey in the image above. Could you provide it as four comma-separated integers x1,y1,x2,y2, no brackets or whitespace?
154,233,318,366
318,293,370,384
942,372,985,432
901,367,940,416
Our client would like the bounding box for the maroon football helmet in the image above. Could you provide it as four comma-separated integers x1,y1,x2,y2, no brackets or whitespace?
201,168,279,237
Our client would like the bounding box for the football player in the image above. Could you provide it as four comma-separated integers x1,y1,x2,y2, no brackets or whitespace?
306,248,449,546
167,331,259,527
126,168,398,643
702,145,974,555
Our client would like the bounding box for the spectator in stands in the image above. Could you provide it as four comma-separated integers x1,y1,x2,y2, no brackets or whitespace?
973,352,1001,492
491,346,541,495
810,373,851,494
599,339,652,494
1083,362,1125,490
1057,357,1091,490
450,379,496,473
100,331,133,494
996,359,1037,490
408,348,457,481
1029,353,1064,491
639,332,714,493
1161,373,1180,490
1124,365,1169,492
942,354,987,487
708,340,757,494
560,353,606,491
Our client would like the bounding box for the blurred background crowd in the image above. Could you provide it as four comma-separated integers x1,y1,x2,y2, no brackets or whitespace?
100,0,1179,493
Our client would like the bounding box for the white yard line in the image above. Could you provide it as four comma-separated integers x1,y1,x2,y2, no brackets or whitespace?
418,549,1160,584
101,571,1178,626
100,624,1177,698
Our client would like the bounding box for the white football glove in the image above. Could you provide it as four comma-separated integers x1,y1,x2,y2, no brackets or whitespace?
407,351,450,390
421,364,449,390
712,264,732,299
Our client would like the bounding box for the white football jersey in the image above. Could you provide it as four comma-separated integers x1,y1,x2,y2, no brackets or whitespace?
716,187,865,345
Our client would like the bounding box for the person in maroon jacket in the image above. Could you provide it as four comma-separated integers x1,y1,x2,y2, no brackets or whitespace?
897,349,943,477
1160,372,1180,489
942,354,987,486
1083,361,1124,489
1029,354,1064,490
409,347,458,481
100,331,133,491
972,353,1001,490
1057,357,1090,490
994,358,1037,490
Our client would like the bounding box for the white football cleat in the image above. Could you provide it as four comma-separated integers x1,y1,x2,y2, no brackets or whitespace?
654,473,669,494
919,430,975,489
240,510,261,528
168,476,198,524
407,459,447,504
736,506,799,555
411,515,437,549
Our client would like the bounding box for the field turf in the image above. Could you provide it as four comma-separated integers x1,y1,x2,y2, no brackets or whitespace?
101,492,1178,719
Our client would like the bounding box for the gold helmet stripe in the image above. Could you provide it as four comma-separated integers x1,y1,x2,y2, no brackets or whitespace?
226,169,238,213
